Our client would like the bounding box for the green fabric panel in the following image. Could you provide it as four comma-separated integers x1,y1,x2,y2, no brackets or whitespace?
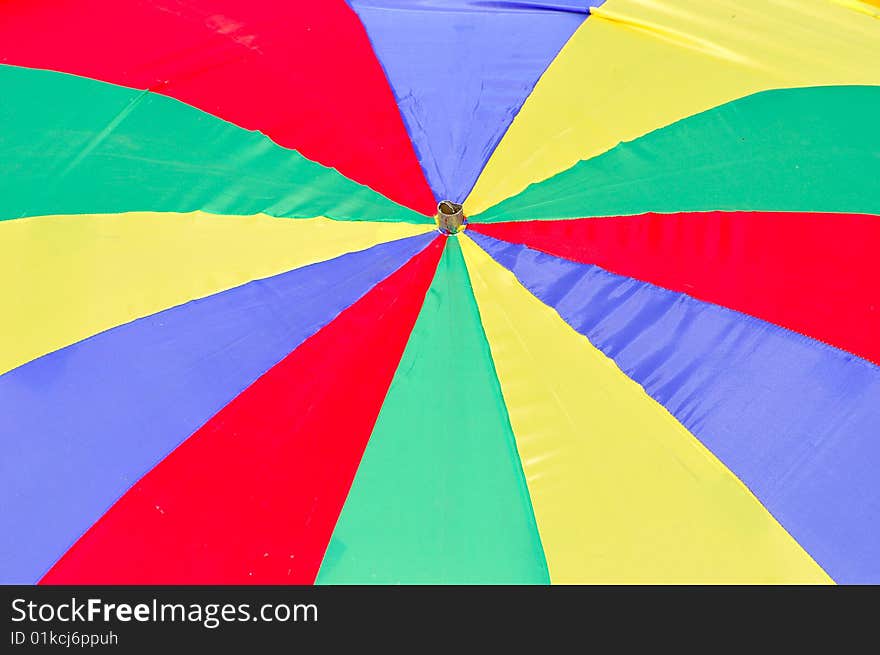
474,85,880,222
0,65,430,223
316,237,549,584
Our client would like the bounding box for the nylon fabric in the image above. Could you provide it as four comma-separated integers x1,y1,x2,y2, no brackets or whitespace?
317,237,549,584
470,232,880,583
0,1,435,213
39,238,445,584
0,234,434,584
0,212,433,374
466,0,880,215
460,236,831,583
473,85,880,221
471,211,880,364
348,0,589,202
0,66,430,224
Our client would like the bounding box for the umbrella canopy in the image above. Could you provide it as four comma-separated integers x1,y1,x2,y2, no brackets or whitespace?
1,0,879,585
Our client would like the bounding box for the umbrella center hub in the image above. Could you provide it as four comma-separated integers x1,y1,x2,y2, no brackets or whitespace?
435,201,467,235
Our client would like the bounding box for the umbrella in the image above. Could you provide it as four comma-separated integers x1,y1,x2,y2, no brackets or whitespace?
1,0,879,585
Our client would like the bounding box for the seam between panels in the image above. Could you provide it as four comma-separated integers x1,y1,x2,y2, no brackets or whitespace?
341,1,440,209
0,64,434,225
458,6,597,206
470,226,880,370
34,234,441,585
457,235,552,585
3,225,436,377
313,235,449,581
464,233,837,584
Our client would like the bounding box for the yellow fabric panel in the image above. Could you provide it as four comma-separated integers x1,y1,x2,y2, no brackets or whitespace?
0,212,432,374
459,235,832,583
833,0,880,17
465,0,880,215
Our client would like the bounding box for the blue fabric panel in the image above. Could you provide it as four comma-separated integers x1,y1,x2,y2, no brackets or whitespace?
348,0,594,202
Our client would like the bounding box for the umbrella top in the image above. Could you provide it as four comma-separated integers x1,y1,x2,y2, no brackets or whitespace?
436,201,467,235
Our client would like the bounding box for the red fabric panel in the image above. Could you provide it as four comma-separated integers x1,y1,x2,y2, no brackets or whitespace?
40,237,445,584
472,212,880,363
0,0,436,215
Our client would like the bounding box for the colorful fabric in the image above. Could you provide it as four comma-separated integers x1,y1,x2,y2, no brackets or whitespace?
1,0,879,584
